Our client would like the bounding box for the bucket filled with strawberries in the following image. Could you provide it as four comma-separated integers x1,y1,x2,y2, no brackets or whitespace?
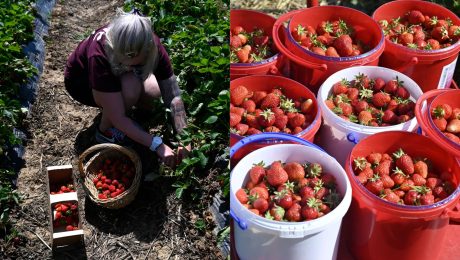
372,1,460,92
230,9,283,79
230,75,322,164
271,5,385,93
342,131,460,260
78,144,142,209
230,133,352,260
415,89,460,158
316,66,423,166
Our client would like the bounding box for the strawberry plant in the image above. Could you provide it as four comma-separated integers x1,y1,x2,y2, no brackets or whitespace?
0,0,36,243
236,160,342,221
125,0,229,198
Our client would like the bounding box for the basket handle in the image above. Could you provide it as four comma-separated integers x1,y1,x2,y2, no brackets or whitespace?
78,143,139,178
230,132,325,159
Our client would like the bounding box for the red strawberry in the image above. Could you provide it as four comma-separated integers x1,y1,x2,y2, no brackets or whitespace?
365,175,384,195
311,46,326,56
288,113,306,128
236,47,250,63
372,92,391,108
412,173,426,186
265,126,280,133
275,191,294,210
325,46,340,57
446,119,460,133
395,86,410,99
317,21,333,35
366,153,382,165
393,148,414,175
266,161,289,187
284,162,305,182
252,91,267,105
399,32,414,45
233,123,249,136
426,39,441,50
230,112,241,127
407,10,425,24
247,127,262,135
448,25,460,39
332,80,349,95
252,197,269,213
347,87,359,101
232,26,244,35
450,108,460,120
300,99,314,114
432,116,447,131
382,110,398,124
230,35,242,48
230,85,249,106
249,163,266,184
414,160,428,178
426,177,442,190
269,205,285,221
358,110,373,125
236,188,248,204
373,77,386,91
299,186,315,200
432,104,453,119
273,113,288,130
384,78,401,94
333,34,353,56
66,225,75,231
338,103,353,117
292,24,307,42
404,190,418,205
241,99,256,113
249,186,269,200
325,99,335,110
260,93,280,109
431,26,449,42
285,203,302,222
258,109,275,127
301,198,321,220
420,193,435,205
382,189,400,203
374,160,392,176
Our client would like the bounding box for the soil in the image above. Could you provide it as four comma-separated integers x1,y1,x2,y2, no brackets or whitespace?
6,0,224,259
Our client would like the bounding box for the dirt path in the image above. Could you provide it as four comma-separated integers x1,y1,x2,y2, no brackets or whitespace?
11,0,223,259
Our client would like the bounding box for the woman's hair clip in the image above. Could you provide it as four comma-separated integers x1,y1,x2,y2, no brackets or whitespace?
131,8,144,16
126,52,136,58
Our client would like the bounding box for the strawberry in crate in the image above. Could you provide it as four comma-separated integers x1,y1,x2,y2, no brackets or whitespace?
53,202,79,231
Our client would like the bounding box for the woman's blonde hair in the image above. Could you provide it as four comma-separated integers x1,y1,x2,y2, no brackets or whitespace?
105,9,158,80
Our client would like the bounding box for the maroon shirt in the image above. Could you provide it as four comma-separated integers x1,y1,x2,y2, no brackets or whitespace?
65,25,174,93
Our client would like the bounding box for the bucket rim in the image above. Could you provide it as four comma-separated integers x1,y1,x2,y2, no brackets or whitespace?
230,53,279,67
230,143,352,236
346,131,460,214
285,5,385,63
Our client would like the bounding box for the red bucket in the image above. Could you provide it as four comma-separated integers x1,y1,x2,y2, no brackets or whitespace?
342,131,460,260
230,75,321,164
415,89,460,158
230,9,284,80
272,6,385,94
372,0,460,92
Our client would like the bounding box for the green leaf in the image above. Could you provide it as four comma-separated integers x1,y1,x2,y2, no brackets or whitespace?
204,115,218,124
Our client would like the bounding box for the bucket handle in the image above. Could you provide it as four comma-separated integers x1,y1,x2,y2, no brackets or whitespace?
391,56,419,73
230,133,326,231
347,132,359,144
272,11,328,72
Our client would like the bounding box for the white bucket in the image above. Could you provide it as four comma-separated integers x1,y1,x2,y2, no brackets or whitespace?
316,66,423,166
230,134,352,260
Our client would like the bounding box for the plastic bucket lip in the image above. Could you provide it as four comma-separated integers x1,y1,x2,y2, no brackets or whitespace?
372,0,460,59
230,142,352,236
230,74,322,142
346,158,460,214
286,5,385,63
318,66,422,133
230,53,279,68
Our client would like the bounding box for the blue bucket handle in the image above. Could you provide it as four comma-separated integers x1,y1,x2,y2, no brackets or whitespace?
230,133,325,231
347,132,359,144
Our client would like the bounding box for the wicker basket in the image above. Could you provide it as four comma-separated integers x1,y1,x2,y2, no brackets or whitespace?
78,143,142,209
